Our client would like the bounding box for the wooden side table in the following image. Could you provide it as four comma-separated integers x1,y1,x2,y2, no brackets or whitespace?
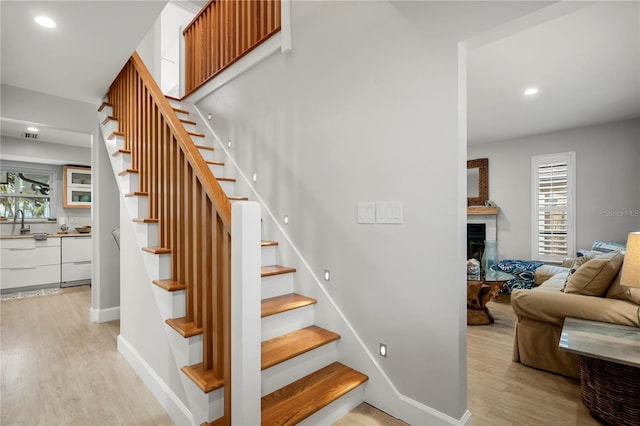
466,271,512,325
559,317,640,426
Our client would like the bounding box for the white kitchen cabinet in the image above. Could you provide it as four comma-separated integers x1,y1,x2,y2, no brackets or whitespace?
63,166,92,208
0,237,61,291
61,236,92,286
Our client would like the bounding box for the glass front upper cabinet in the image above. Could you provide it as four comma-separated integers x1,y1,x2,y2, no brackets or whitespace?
63,166,91,208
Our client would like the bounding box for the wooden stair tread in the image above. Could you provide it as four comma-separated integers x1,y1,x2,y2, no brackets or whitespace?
125,191,148,197
107,131,125,140
261,265,296,277
206,160,224,166
229,196,249,201
165,95,181,102
118,168,138,176
261,240,279,247
261,362,368,425
112,149,131,156
188,131,205,138
152,279,185,292
173,107,188,115
101,115,117,125
97,102,112,112
217,177,235,182
133,218,159,223
196,145,215,151
166,317,203,337
180,118,197,126
261,293,316,318
142,246,171,254
181,363,223,393
261,325,340,370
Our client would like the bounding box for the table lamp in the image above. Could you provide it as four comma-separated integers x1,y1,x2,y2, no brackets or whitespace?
620,231,640,289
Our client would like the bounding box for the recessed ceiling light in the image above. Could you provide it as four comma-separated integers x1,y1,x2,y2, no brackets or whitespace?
27,126,39,132
524,87,539,96
35,16,56,28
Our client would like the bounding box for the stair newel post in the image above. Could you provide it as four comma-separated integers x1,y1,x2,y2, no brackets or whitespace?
230,201,262,425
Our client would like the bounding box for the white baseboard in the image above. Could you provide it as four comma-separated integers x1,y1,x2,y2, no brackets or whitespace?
117,335,194,426
89,306,120,323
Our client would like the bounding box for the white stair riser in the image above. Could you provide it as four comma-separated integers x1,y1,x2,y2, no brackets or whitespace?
180,377,224,425
102,119,118,136
113,152,132,173
198,149,215,162
208,163,225,176
119,172,138,194
261,245,277,266
166,330,203,367
261,305,314,341
151,286,186,319
261,273,294,299
298,383,366,426
182,121,197,133
123,194,149,219
141,251,171,281
166,98,181,109
219,180,235,196
134,222,159,248
261,343,337,397
173,109,189,121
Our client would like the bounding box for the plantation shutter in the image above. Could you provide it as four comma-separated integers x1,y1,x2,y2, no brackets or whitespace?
532,153,575,262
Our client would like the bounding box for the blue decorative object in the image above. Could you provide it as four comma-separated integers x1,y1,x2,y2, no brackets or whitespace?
490,260,544,294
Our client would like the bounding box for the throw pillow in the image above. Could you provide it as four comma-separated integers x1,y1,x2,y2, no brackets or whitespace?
563,253,595,292
564,251,624,296
605,261,640,305
591,240,626,255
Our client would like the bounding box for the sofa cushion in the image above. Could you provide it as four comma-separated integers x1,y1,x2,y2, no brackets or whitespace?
563,253,596,291
564,251,624,296
605,266,640,305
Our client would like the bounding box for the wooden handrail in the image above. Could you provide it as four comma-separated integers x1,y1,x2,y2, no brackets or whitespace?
183,0,281,96
108,51,232,424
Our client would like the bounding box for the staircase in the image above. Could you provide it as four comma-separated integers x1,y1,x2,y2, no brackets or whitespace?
98,53,368,425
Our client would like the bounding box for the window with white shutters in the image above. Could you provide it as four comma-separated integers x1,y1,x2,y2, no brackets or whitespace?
531,152,576,262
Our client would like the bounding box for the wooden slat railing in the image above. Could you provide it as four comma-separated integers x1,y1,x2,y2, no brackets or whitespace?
108,51,233,423
183,0,281,96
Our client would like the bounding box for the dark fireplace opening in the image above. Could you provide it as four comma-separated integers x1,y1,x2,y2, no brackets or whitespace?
467,223,486,262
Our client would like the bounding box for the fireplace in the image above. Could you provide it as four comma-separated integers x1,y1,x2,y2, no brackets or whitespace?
467,223,486,261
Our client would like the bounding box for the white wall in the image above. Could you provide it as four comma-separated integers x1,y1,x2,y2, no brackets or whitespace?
0,136,91,166
194,1,551,421
160,3,196,96
468,118,640,259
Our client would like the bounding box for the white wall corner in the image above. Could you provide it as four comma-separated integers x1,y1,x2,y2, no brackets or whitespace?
89,306,121,323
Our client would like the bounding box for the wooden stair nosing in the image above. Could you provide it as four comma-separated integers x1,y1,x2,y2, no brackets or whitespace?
188,131,205,138
124,191,148,197
165,317,203,337
173,107,189,115
181,363,224,393
206,160,224,166
229,196,249,201
98,102,112,112
142,246,171,254
111,149,131,157
133,218,159,223
180,118,197,126
261,325,340,371
118,168,138,176
196,145,215,151
107,131,125,140
261,362,369,426
261,293,317,318
200,417,224,426
261,265,296,278
152,279,185,292
261,240,279,247
166,95,181,102
101,116,117,125
217,177,236,182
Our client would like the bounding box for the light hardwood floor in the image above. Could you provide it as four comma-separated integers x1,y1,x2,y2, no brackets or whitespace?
1,286,599,425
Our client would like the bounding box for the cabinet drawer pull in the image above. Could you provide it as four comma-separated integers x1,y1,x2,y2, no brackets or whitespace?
72,261,91,265
8,247,36,251
8,266,37,270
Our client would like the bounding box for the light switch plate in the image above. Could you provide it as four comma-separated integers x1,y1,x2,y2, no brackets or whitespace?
357,202,376,224
376,201,403,224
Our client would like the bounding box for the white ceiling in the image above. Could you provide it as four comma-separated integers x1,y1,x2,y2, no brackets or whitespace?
0,1,638,149
467,1,640,145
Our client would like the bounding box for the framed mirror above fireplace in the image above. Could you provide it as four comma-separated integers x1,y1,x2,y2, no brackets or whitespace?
467,158,488,206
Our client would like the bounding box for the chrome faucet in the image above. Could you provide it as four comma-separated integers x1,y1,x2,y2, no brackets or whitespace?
14,209,30,234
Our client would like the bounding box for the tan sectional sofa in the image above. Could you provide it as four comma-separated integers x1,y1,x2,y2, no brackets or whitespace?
510,252,640,378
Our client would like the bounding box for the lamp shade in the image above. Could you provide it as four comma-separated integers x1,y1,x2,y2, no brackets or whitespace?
620,232,640,288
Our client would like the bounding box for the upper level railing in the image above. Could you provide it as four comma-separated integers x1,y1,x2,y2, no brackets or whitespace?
108,51,233,422
183,0,281,96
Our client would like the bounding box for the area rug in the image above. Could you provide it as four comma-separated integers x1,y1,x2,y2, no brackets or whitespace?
1,288,63,301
